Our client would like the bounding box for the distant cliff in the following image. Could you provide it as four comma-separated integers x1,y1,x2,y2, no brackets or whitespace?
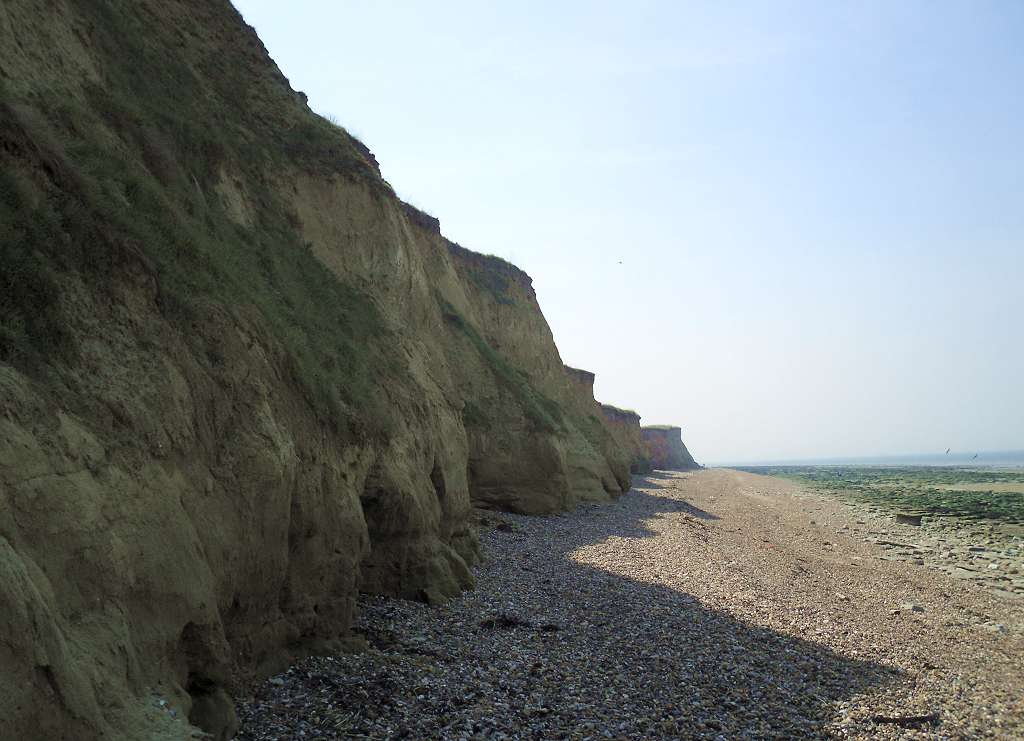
0,2,647,739
642,426,701,470
600,404,653,473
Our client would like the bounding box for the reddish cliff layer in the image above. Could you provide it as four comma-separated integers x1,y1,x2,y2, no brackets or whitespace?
642,426,700,470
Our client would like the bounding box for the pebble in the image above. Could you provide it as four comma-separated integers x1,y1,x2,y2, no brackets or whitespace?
236,471,1024,740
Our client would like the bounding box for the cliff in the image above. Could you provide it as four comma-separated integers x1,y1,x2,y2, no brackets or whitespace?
642,426,701,471
0,2,639,739
600,404,653,473
439,255,631,513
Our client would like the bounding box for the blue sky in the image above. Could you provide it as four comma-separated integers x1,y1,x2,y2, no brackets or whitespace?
233,1,1023,462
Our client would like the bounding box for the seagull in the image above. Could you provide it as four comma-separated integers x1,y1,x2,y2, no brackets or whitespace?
971,453,978,460
945,448,950,455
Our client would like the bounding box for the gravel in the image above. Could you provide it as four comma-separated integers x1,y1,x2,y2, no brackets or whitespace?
236,469,1024,740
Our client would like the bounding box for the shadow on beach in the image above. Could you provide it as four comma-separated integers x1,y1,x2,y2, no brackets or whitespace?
463,473,900,736
238,472,902,739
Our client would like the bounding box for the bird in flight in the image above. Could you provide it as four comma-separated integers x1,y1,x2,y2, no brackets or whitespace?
945,448,950,455
971,453,978,460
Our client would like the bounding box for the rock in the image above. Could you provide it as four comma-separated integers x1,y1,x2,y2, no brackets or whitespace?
992,589,1023,600
895,514,923,526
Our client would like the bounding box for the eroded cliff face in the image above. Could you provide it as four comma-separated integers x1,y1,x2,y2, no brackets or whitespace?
0,1,634,739
440,250,630,512
600,404,653,474
642,426,701,471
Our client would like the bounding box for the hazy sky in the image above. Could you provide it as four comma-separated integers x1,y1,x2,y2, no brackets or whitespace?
233,1,1023,463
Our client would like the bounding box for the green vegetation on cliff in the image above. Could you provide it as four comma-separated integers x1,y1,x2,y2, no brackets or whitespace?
440,300,564,433
1,0,402,438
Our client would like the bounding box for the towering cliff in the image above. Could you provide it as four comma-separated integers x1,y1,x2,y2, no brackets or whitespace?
0,2,635,739
642,426,701,471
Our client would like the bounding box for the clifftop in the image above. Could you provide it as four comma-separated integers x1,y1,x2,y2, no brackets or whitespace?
401,201,442,234
446,239,537,304
600,403,641,423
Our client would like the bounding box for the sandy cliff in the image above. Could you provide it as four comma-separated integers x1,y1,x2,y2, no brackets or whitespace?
0,1,638,738
642,426,700,471
600,404,653,473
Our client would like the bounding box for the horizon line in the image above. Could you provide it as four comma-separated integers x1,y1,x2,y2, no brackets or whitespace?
707,448,1024,467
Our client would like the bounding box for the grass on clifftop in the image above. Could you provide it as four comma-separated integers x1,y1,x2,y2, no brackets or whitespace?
447,242,524,306
439,300,563,433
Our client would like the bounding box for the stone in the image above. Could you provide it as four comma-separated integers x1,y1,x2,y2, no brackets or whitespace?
895,514,923,526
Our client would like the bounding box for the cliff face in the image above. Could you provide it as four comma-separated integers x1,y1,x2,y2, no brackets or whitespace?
0,2,631,739
440,250,630,512
642,426,701,471
600,404,652,473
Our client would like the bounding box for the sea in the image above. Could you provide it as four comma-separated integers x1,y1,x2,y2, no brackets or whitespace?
711,450,1024,469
